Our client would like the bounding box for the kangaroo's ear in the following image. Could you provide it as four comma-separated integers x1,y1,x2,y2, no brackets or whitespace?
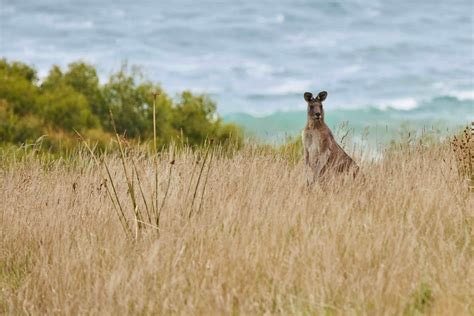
316,91,328,102
304,92,313,102
316,91,327,102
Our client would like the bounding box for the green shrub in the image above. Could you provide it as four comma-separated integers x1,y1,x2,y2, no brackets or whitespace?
11,115,44,143
0,100,16,142
0,59,39,115
64,62,106,120
38,83,98,131
0,59,242,152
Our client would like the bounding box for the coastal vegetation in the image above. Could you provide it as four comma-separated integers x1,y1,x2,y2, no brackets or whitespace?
0,59,242,151
0,58,472,314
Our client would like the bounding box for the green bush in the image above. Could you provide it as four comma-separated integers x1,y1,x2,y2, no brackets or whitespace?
173,91,219,144
63,62,106,120
0,60,39,115
0,59,243,151
38,83,98,131
0,100,18,142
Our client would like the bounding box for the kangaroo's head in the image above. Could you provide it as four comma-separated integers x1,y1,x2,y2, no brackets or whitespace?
304,91,327,126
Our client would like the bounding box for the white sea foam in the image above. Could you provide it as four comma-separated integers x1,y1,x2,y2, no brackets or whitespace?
275,14,285,24
379,98,419,111
336,64,363,76
285,33,339,49
42,15,95,30
450,90,474,101
265,80,312,96
256,14,285,24
241,61,276,78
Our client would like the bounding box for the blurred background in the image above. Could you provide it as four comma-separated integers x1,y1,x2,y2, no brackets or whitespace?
1,0,473,145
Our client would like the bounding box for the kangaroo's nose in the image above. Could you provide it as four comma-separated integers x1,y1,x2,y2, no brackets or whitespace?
315,112,321,118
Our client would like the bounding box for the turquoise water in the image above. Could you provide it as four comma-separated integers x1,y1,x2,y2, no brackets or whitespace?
224,96,473,143
1,0,472,140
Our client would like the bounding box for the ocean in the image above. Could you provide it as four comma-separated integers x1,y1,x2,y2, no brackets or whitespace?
1,0,473,142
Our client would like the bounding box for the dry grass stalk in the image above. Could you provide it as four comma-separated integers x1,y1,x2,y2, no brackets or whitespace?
109,110,144,235
197,140,215,216
152,92,160,228
74,130,133,239
188,140,213,219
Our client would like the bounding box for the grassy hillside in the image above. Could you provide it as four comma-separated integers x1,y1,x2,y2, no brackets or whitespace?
1,137,472,314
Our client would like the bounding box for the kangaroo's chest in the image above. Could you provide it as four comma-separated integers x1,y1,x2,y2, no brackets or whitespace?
302,130,323,162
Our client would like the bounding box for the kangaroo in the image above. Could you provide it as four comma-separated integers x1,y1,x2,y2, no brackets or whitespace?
302,91,358,185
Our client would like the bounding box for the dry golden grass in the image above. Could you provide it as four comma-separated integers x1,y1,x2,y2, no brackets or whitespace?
0,141,473,315
451,124,474,192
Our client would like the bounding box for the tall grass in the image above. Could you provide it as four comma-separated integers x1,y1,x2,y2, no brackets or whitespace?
451,123,474,192
0,136,472,314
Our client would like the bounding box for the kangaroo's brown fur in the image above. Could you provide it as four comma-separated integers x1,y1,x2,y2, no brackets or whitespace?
302,91,358,185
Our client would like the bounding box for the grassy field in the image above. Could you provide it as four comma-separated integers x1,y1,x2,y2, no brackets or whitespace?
0,138,472,315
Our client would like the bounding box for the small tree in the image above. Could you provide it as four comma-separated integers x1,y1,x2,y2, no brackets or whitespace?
64,62,107,122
